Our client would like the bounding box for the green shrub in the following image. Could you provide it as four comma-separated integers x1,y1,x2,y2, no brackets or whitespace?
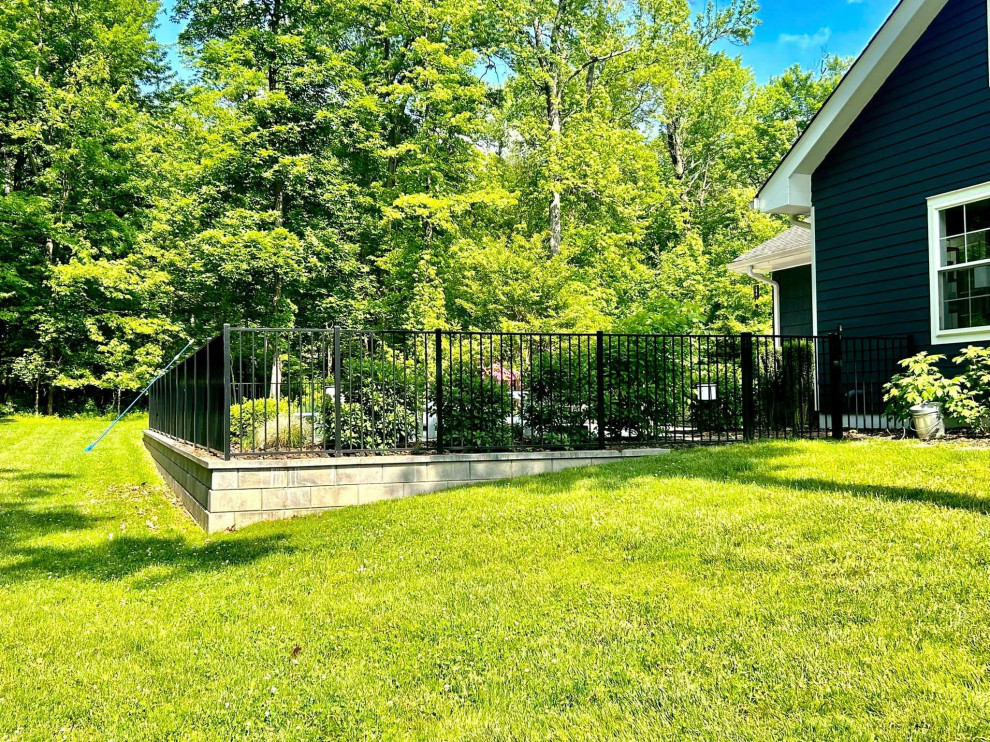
601,338,688,440
882,352,969,425
440,364,514,449
689,375,742,434
256,412,317,450
333,345,424,451
230,397,287,450
754,341,816,433
952,346,990,432
230,397,318,451
336,394,420,450
523,349,594,447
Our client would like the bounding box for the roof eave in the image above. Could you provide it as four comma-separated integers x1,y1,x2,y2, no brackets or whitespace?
754,0,947,214
728,246,813,274
754,174,812,215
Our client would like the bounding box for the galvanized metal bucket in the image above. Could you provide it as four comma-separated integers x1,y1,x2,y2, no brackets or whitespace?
909,403,944,440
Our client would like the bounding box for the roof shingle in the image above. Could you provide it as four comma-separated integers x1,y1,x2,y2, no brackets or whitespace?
729,226,811,271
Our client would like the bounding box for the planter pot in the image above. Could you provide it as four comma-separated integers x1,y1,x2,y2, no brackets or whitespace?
909,403,944,440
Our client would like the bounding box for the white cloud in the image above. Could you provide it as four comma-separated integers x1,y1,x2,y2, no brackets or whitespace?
778,27,832,49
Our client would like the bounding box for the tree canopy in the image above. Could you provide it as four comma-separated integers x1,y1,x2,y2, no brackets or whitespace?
0,0,845,413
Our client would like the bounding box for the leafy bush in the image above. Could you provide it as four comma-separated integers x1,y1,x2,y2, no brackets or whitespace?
333,346,423,451
336,396,420,450
952,346,990,433
601,338,687,440
882,353,969,425
754,341,816,433
230,398,317,451
230,397,285,450
523,349,594,447
440,363,514,449
690,376,742,434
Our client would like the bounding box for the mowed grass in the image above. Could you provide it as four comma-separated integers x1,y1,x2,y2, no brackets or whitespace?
2,417,990,740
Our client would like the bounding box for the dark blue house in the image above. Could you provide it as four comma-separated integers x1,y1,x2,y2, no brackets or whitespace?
731,0,990,352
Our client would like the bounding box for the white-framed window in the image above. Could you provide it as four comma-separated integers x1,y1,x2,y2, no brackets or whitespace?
928,182,990,344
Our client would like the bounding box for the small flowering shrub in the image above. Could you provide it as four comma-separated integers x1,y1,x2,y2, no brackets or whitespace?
883,349,990,431
230,398,320,451
523,349,594,447
439,364,515,449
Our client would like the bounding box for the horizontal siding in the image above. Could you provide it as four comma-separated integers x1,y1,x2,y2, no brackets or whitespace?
814,260,928,288
775,266,813,336
812,0,990,346
815,149,990,217
815,245,929,272
815,130,990,205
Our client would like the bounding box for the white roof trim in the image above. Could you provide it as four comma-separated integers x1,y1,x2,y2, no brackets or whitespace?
755,0,949,215
727,246,812,274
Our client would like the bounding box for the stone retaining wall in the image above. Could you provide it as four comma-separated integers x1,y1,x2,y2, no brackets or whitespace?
144,430,667,532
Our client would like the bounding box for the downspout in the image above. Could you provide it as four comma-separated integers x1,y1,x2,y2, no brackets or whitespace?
746,266,780,337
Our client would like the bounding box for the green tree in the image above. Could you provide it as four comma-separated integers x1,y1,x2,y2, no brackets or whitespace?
0,0,175,411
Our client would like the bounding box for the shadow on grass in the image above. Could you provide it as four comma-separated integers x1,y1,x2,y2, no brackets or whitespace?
0,467,292,586
568,441,990,515
0,468,75,481
0,494,293,585
1,533,293,586
2,442,984,587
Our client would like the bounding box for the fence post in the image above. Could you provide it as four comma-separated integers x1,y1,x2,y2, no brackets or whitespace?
222,324,231,460
333,326,342,457
740,332,754,441
828,329,844,440
596,330,606,450
435,329,444,454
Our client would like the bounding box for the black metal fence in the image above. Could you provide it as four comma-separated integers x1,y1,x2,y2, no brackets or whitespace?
148,333,228,456
147,327,911,458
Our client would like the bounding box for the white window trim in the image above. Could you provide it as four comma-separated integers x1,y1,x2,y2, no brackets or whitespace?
927,181,990,344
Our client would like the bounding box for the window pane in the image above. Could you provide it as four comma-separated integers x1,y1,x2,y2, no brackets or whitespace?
974,296,990,327
943,298,965,329
968,229,990,263
943,235,965,265
967,198,990,231
945,267,966,299
940,266,990,329
942,205,965,236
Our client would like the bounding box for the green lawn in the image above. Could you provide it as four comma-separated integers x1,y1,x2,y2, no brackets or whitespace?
3,416,990,740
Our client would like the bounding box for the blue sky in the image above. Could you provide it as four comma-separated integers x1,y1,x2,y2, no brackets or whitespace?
737,0,897,81
153,0,899,84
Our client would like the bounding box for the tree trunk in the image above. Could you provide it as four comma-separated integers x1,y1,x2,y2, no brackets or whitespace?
269,277,283,400
665,116,694,225
268,0,281,92
47,384,53,416
269,356,282,401
547,82,562,257
585,61,597,98
274,180,284,225
666,117,685,180
546,2,566,258
2,154,12,196
34,376,39,416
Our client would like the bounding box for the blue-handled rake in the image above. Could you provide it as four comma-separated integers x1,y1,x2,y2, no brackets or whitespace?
84,339,195,452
